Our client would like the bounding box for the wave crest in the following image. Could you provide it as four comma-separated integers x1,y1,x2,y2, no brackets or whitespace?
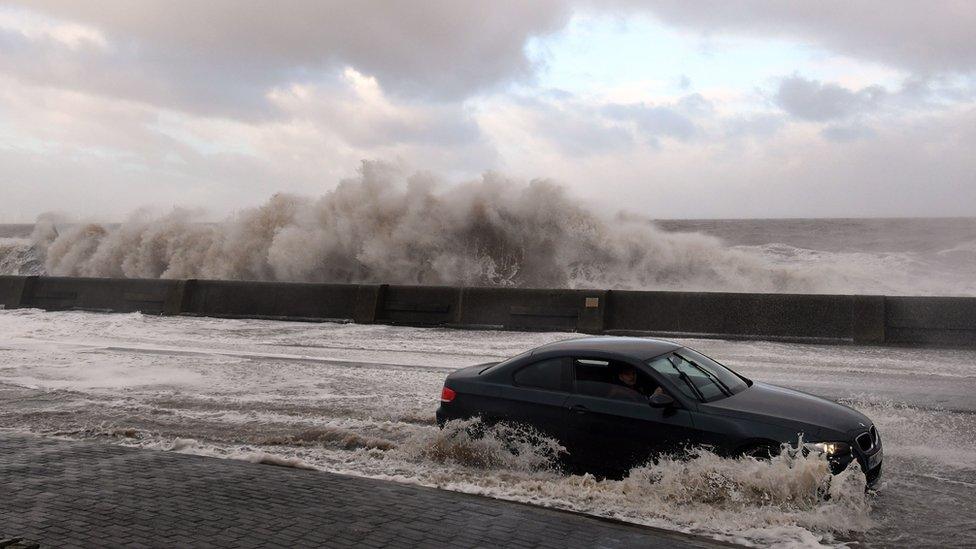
15,163,830,293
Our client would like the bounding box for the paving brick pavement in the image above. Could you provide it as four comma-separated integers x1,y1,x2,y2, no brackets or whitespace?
0,433,738,548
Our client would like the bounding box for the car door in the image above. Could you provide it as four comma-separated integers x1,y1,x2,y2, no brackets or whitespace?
491,356,573,448
563,357,698,473
644,352,748,454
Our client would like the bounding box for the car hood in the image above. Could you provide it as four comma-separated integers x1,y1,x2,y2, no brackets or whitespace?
700,382,871,438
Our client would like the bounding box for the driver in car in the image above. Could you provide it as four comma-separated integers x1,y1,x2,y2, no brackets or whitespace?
608,365,665,400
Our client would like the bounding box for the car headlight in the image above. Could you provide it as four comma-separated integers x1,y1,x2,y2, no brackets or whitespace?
806,441,850,456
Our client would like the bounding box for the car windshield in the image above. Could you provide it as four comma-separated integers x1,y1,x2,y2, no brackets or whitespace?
646,348,749,402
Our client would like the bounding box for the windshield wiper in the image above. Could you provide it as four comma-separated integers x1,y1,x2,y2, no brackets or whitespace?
680,355,733,397
667,355,706,401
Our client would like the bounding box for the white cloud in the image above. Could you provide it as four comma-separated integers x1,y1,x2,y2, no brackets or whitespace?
268,69,484,149
0,7,107,50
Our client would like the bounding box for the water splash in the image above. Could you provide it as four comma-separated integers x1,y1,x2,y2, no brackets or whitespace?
401,418,565,471
10,162,829,292
114,418,872,546
380,420,873,547
2,163,972,295
0,238,42,275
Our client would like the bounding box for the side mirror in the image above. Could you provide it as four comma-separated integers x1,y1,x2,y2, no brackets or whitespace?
649,393,676,408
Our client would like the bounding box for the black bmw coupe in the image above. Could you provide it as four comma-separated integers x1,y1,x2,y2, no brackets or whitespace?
436,337,882,485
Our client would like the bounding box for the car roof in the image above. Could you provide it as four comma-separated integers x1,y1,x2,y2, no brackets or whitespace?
531,336,682,361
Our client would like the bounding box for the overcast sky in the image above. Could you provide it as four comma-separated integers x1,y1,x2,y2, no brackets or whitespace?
1,0,974,221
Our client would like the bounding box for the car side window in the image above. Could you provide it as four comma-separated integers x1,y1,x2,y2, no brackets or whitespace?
513,358,566,391
573,358,658,402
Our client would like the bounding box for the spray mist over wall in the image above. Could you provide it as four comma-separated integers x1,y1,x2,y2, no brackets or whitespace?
23,162,825,292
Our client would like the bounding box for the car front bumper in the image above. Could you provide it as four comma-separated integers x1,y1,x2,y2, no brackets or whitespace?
825,437,883,488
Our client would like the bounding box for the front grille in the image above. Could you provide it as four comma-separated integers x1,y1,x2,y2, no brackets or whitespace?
856,432,874,452
871,425,880,445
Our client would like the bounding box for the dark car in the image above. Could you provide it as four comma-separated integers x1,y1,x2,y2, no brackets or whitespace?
436,336,882,486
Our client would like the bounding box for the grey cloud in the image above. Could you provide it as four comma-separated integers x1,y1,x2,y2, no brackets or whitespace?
910,75,976,104
518,94,706,156
505,93,633,156
519,93,708,155
279,85,484,149
631,0,976,74
570,106,976,219
382,112,481,148
774,75,886,121
821,124,876,142
8,0,973,123
0,26,284,120
675,93,713,116
13,0,572,105
537,112,633,157
2,1,974,222
602,101,700,141
723,113,785,138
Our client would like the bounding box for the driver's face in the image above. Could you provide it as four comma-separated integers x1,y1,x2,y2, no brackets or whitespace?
619,368,637,386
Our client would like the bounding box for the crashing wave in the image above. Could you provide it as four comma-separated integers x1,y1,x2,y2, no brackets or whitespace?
0,162,971,295
0,238,43,276
5,163,827,293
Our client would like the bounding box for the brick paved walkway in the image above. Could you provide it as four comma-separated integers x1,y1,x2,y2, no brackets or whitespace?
0,433,735,548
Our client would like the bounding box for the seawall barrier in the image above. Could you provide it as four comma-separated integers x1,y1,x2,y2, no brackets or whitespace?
1,275,973,348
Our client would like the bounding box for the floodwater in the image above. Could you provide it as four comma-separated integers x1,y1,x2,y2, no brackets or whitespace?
1,309,974,547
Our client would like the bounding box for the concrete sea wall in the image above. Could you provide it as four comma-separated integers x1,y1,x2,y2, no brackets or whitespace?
1,275,973,347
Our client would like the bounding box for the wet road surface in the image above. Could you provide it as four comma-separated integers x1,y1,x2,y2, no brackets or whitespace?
1,309,974,547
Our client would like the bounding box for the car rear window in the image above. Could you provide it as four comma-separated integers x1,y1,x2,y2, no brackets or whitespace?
513,358,564,391
480,350,532,374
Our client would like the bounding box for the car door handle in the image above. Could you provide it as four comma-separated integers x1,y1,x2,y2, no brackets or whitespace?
569,404,589,414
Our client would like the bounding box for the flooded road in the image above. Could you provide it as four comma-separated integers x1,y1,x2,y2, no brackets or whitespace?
1,309,974,547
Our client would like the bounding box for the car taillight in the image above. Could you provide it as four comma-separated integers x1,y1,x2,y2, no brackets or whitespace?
440,386,456,403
